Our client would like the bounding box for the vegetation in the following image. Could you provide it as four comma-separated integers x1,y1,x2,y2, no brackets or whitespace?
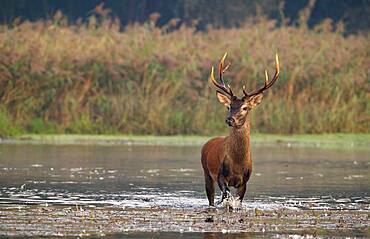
1,0,369,33
0,10,368,137
0,106,22,136
9,134,370,149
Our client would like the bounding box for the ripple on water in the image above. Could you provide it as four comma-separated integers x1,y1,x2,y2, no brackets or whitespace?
0,187,369,211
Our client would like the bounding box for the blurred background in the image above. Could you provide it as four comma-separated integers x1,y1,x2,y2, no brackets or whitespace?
0,0,369,136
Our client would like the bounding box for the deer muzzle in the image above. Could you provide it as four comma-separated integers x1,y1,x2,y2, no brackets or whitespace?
225,117,235,127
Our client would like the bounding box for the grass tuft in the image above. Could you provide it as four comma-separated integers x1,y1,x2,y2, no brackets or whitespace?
0,15,368,136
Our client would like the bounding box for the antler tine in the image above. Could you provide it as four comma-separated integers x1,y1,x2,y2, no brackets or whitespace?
210,52,234,97
242,85,248,96
210,66,226,93
244,53,280,98
227,84,234,96
264,70,269,86
218,52,227,86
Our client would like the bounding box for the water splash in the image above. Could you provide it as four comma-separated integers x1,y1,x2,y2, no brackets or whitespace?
222,194,241,211
0,186,369,212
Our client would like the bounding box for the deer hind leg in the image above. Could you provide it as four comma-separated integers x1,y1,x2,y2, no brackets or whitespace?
204,173,215,206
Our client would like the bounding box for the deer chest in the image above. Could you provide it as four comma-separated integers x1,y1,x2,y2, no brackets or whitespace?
220,162,250,188
227,175,244,188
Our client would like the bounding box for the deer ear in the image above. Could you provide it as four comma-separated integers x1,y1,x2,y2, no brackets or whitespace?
216,91,231,106
248,93,263,107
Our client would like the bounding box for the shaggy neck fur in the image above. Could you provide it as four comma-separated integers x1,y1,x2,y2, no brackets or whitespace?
226,115,251,164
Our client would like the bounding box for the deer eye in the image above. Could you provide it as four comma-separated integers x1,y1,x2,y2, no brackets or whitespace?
242,107,248,111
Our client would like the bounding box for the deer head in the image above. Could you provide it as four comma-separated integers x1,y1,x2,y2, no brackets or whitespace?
210,53,280,128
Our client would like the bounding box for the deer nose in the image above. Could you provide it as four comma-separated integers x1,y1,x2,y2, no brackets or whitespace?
225,117,235,126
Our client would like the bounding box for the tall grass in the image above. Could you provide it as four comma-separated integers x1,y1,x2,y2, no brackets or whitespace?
0,13,368,136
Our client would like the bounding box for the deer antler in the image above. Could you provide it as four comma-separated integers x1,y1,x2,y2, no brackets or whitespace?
243,53,280,98
210,52,234,98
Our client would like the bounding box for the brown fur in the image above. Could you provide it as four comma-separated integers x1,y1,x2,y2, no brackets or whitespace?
203,52,279,206
201,115,253,206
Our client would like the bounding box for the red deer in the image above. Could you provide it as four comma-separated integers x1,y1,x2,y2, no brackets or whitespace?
201,53,280,206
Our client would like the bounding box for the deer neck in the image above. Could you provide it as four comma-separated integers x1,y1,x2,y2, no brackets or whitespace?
226,116,251,163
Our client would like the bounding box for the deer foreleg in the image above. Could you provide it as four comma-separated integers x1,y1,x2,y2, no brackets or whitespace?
236,183,247,202
217,162,231,202
217,175,230,202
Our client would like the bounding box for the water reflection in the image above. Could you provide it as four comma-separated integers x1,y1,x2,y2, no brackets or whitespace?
0,144,369,210
203,233,250,239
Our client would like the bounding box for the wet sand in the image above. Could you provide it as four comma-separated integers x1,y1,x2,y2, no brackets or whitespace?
0,204,369,238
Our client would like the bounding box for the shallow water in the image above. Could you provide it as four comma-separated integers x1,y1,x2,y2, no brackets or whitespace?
0,144,369,237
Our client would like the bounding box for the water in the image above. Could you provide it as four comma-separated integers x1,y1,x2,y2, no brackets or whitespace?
0,144,369,237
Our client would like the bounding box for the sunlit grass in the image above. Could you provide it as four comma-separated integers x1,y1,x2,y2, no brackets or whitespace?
0,13,368,136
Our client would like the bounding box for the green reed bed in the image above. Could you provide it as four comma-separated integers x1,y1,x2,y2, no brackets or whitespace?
0,15,368,136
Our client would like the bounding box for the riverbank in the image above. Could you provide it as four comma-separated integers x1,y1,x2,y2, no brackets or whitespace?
1,134,369,149
0,204,368,238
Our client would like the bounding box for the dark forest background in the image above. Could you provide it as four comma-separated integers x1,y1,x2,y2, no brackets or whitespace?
1,0,369,33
